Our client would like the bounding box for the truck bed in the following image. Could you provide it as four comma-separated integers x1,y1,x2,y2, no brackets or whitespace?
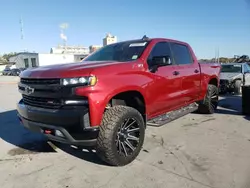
199,62,221,99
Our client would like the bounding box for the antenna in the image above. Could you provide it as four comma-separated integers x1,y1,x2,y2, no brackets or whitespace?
214,49,217,63
214,47,220,63
217,47,220,63
142,35,149,40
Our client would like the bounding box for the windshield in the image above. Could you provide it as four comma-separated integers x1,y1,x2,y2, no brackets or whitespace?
221,64,242,73
83,41,148,62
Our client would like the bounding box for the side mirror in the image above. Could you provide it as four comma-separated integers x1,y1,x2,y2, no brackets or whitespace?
149,56,171,73
152,56,171,67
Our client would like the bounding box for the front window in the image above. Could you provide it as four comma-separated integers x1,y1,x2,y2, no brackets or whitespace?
31,58,37,67
221,64,242,73
83,41,149,62
24,58,29,68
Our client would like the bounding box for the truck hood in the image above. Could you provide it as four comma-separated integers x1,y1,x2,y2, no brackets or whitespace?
220,72,242,80
20,61,123,78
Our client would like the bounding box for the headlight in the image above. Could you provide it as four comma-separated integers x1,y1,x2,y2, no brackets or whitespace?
61,76,97,86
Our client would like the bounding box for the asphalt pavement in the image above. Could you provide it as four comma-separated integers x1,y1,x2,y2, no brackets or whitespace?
1,76,250,188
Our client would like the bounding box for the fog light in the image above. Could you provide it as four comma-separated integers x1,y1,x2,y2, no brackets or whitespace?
55,130,64,137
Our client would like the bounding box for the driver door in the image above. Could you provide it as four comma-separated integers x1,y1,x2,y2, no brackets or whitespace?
146,41,183,117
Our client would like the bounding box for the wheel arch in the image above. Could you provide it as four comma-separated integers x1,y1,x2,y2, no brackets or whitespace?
106,89,147,124
208,77,219,87
233,78,242,82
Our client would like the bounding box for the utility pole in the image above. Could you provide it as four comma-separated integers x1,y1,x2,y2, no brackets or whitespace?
214,48,218,63
217,48,220,63
59,23,68,53
19,16,25,52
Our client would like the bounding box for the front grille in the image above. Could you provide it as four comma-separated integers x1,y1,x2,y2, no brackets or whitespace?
21,78,60,85
22,95,62,109
220,80,228,85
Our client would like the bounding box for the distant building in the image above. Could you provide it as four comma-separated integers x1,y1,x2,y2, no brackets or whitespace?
8,52,88,68
103,33,117,46
89,45,102,53
50,45,89,55
9,52,39,69
74,54,88,61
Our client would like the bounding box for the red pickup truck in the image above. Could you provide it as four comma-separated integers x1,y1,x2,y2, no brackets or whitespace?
17,36,221,166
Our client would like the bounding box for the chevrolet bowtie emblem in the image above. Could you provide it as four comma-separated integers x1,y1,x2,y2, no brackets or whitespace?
24,86,35,95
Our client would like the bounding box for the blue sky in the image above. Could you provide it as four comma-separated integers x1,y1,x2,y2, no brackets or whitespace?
0,0,250,59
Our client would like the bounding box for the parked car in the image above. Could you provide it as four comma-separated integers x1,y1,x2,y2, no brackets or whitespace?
2,67,11,75
17,37,221,166
19,68,27,72
9,68,21,76
219,62,250,94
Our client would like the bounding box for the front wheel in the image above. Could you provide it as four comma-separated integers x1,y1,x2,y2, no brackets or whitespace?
197,84,219,114
96,105,145,166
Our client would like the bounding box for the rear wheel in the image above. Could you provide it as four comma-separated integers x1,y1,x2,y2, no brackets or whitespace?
96,105,145,166
197,84,219,114
233,80,242,95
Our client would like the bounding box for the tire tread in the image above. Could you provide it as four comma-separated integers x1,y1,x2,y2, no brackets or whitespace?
96,105,144,166
197,84,218,114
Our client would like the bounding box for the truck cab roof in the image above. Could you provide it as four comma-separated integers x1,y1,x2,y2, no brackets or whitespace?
113,37,190,47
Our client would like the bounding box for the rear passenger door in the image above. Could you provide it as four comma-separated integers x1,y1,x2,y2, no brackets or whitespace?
170,43,201,104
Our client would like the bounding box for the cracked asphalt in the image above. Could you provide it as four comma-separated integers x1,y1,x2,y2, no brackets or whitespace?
1,78,250,188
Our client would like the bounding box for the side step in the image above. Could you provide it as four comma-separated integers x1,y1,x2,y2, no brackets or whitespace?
147,103,199,127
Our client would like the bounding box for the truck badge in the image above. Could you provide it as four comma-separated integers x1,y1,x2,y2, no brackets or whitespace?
24,86,35,95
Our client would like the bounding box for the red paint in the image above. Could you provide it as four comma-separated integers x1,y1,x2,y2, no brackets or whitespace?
21,38,221,127
44,130,52,134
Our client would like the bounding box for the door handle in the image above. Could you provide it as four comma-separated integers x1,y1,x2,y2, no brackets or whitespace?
173,71,180,76
194,69,199,73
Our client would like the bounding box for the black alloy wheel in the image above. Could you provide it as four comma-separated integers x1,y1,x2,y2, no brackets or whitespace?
96,105,145,166
210,86,219,110
197,84,218,114
115,118,141,157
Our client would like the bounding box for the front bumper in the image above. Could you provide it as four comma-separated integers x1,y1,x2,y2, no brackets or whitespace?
17,100,99,146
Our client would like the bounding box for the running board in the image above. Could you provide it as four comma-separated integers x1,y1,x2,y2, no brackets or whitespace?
147,103,199,127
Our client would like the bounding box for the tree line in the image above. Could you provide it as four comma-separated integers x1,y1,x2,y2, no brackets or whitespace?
0,52,17,62
200,55,250,63
199,57,235,63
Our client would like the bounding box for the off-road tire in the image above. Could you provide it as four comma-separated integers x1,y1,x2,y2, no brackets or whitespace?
233,80,242,95
96,105,145,166
197,84,219,114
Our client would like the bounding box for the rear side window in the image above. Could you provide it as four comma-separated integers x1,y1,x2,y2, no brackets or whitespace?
170,43,193,65
147,42,173,66
244,64,250,73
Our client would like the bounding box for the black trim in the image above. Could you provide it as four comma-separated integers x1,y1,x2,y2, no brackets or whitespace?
18,82,75,98
18,81,89,109
147,103,198,127
18,114,98,146
17,99,90,127
16,99,99,146
20,78,60,85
